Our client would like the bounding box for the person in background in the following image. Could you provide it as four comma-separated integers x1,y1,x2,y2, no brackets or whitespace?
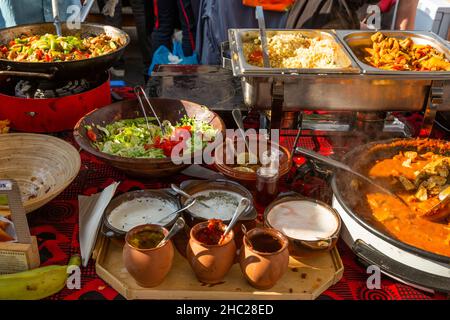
152,0,196,56
286,0,380,29
0,0,82,28
97,0,154,77
377,0,419,30
195,0,287,65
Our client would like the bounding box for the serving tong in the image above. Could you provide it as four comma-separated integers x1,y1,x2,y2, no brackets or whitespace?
134,86,166,136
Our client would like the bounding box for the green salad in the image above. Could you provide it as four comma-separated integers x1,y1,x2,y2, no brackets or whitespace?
86,115,217,159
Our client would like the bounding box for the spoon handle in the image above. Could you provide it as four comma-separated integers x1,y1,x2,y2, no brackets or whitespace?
295,147,408,205
157,217,185,248
222,198,250,239
171,184,210,208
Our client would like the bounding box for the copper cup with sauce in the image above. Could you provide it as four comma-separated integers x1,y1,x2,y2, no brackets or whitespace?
186,221,236,284
239,227,289,290
123,224,174,288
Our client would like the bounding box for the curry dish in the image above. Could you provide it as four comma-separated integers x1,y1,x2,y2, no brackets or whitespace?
366,151,450,257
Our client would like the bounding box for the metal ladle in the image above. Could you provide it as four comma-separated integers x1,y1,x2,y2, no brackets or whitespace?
134,86,166,136
295,147,409,206
156,217,185,248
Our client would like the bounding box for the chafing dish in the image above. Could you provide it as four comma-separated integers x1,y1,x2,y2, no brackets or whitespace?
336,30,450,78
223,29,450,135
228,29,361,76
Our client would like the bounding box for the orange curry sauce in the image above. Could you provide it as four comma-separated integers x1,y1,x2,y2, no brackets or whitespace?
367,152,450,258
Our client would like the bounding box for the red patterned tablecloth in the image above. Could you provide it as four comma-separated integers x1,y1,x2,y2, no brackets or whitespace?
23,86,446,300
25,131,446,300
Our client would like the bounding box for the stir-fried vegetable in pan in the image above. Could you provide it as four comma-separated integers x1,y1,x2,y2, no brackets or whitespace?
364,32,450,71
87,115,217,159
0,33,124,62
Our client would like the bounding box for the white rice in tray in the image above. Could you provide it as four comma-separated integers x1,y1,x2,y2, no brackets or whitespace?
244,33,343,69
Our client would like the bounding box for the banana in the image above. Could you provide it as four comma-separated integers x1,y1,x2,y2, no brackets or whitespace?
0,255,81,300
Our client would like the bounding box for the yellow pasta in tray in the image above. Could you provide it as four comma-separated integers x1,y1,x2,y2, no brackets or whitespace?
364,32,450,71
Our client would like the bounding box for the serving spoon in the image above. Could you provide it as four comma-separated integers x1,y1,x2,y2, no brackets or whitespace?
295,147,409,206
156,217,185,248
170,184,210,209
156,197,197,224
255,6,270,68
219,197,251,245
52,0,63,37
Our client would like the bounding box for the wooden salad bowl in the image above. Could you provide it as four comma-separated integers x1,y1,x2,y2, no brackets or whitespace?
74,98,226,178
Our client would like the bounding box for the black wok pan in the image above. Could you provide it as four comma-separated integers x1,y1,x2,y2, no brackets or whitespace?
0,22,130,79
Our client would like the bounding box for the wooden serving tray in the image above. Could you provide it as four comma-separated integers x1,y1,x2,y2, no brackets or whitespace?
95,235,344,300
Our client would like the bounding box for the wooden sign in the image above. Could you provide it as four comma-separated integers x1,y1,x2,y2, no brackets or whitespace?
0,180,40,274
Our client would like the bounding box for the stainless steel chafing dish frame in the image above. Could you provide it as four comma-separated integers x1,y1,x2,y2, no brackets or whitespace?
222,29,450,135
335,30,450,79
228,28,361,76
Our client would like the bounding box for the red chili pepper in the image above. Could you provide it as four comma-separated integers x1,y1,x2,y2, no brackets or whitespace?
0,46,7,54
87,129,97,142
249,49,263,63
45,54,53,62
8,40,15,47
35,49,43,60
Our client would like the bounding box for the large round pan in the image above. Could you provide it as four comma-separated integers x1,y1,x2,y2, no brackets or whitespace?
0,22,130,79
332,138,450,265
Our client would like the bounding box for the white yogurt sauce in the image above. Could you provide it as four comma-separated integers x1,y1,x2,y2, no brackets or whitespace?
189,190,243,220
107,197,177,232
267,200,338,241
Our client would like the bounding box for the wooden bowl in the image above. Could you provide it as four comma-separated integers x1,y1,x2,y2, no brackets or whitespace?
74,98,226,178
214,136,292,189
0,133,81,213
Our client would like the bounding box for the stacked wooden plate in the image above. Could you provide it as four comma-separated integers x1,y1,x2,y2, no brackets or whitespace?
0,134,81,214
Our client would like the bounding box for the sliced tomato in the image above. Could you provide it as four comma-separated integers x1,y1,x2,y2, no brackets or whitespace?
87,129,97,142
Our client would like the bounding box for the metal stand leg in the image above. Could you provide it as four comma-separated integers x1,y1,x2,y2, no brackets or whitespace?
420,80,444,138
270,81,284,131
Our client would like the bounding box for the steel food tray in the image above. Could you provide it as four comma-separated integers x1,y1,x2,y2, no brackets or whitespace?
336,30,450,79
228,28,361,76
